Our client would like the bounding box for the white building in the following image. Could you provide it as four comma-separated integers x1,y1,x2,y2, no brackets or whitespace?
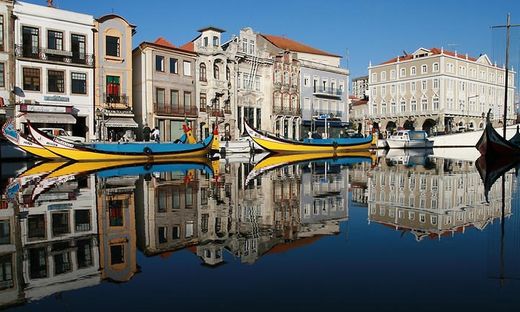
13,1,95,140
0,0,14,122
368,47,516,135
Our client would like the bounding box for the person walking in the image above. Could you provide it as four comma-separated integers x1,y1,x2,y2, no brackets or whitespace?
151,127,160,142
143,124,151,142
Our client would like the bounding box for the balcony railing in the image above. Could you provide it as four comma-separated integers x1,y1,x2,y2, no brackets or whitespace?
313,87,343,97
209,109,224,117
273,106,301,116
104,93,130,110
224,105,232,114
15,44,94,66
154,103,198,117
313,110,343,118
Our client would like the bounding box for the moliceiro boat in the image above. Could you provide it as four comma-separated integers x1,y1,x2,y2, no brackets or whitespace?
476,111,520,157
1,119,62,159
28,122,215,161
244,121,375,153
386,130,433,149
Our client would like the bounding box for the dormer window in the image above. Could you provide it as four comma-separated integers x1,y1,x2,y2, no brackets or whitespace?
213,36,219,47
203,37,208,47
242,38,248,52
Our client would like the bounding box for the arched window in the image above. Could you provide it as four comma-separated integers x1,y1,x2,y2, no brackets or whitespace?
199,63,207,82
214,64,220,80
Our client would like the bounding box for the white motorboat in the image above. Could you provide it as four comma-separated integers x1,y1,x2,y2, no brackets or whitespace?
386,130,433,149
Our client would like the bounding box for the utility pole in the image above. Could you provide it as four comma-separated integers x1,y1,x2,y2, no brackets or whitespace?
492,14,520,138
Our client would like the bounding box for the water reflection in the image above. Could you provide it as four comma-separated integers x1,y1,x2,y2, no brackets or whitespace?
0,150,517,309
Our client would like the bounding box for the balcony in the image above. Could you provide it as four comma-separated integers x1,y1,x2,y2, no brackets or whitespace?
313,87,343,98
273,106,301,116
15,44,94,67
104,93,130,110
154,103,198,117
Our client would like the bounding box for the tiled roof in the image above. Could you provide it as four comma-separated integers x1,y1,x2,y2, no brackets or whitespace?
154,37,176,49
352,99,368,107
260,34,340,57
380,47,478,65
180,41,195,52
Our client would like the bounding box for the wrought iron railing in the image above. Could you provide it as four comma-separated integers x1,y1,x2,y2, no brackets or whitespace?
15,44,94,66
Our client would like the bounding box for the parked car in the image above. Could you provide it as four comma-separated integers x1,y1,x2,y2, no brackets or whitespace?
39,128,86,143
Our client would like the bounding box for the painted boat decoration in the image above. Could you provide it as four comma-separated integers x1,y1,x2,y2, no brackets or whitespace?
476,113,520,157
244,121,375,154
245,151,375,185
1,119,62,159
28,121,215,161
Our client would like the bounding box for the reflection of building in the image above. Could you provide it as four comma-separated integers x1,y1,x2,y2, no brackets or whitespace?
368,158,513,241
19,175,100,302
349,162,371,206
97,174,138,282
94,14,137,140
133,38,198,142
13,1,95,139
368,47,516,135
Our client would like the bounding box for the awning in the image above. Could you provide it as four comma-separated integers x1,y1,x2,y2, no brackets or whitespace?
20,112,76,124
104,117,138,128
302,120,350,127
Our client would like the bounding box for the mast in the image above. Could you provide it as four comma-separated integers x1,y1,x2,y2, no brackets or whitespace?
503,14,510,138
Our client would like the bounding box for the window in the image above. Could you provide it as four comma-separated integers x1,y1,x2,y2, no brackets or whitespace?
71,72,87,94
421,97,428,110
199,63,207,81
156,55,164,72
421,64,427,74
399,83,405,93
411,98,417,111
47,30,63,50
74,210,91,232
411,66,416,75
183,61,191,76
390,70,396,80
433,63,439,72
71,34,86,63
48,70,64,93
0,15,3,51
371,73,377,83
22,26,39,57
213,36,219,47
200,93,207,109
170,58,178,74
155,88,165,105
0,63,4,88
400,99,406,112
411,81,416,92
249,40,255,54
433,78,439,89
170,90,179,109
108,200,123,226
106,75,120,101
184,91,192,108
433,97,439,110
381,71,386,81
242,38,248,52
400,68,406,77
106,36,120,57
52,212,70,236
110,245,124,265
213,64,219,79
421,80,427,91
0,221,9,245
203,37,208,47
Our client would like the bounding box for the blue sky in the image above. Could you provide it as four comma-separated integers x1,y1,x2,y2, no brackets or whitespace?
25,0,520,79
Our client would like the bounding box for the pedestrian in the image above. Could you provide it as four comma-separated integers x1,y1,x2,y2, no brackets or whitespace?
152,127,160,142
143,124,151,142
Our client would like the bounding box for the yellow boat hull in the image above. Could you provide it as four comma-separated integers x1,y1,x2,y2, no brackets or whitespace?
19,145,62,160
250,136,373,153
44,145,211,162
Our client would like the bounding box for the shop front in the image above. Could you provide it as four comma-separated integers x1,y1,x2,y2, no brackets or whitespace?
97,109,138,142
15,103,84,137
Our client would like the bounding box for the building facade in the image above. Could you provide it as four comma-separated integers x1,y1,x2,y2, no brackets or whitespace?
94,14,137,141
181,27,236,140
368,47,516,135
0,0,14,125
351,75,369,100
13,1,95,140
133,38,197,142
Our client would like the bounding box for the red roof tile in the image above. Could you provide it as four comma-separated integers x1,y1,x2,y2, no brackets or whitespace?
261,34,340,58
180,41,195,52
380,47,479,65
154,37,176,49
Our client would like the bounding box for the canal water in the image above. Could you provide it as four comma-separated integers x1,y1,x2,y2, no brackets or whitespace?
1,149,519,311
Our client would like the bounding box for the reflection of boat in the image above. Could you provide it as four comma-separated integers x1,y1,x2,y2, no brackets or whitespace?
386,130,433,149
476,154,520,201
29,122,215,161
245,121,375,153
476,115,520,157
384,148,433,167
31,158,215,201
245,151,375,185
4,161,68,201
1,119,61,159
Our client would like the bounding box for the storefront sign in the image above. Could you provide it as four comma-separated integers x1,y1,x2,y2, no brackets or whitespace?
19,104,72,113
48,203,73,211
43,95,70,102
